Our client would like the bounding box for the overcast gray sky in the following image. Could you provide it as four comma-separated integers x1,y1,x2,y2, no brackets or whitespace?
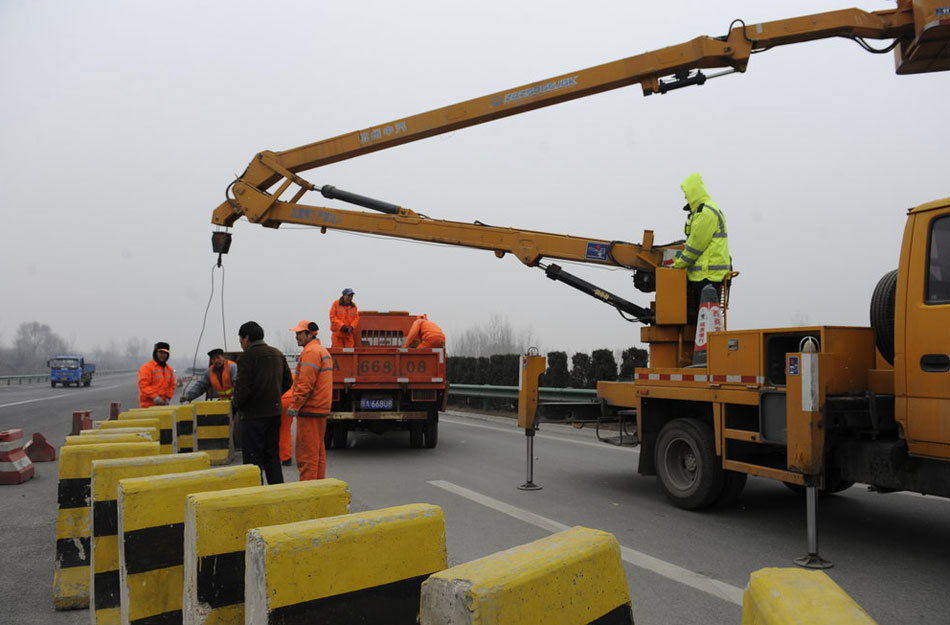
1,0,947,367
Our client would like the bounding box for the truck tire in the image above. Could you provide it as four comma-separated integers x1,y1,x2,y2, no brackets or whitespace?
324,425,335,449
409,423,424,448
423,414,439,449
716,471,748,507
83,381,90,387
655,418,724,509
870,269,897,365
50,381,56,388
333,425,347,449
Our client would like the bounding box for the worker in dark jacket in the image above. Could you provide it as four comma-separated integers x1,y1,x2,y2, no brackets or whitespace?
232,321,293,485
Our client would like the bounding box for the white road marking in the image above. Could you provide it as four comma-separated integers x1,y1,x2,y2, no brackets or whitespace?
441,416,639,453
428,479,744,606
0,385,123,409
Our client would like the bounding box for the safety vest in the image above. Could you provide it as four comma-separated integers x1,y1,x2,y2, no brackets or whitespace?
209,360,235,398
683,203,731,282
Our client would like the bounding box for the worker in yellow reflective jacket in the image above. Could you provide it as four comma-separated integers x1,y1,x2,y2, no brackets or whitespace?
671,173,732,322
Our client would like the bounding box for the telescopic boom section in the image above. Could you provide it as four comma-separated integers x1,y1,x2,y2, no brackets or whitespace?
242,185,670,271
211,3,944,229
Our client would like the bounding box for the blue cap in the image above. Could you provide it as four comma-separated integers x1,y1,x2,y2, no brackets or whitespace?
342,288,355,296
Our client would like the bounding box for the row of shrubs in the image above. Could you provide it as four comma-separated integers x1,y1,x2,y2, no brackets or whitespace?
446,347,648,389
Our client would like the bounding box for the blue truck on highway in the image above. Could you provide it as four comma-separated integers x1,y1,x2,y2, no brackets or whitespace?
48,354,96,387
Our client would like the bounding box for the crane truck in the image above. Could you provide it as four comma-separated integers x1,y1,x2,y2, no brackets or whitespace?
209,1,950,510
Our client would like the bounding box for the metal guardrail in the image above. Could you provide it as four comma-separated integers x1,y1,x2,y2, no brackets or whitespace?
449,384,597,402
0,369,136,385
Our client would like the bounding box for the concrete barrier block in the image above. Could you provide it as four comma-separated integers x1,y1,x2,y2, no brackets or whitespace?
246,503,446,625
65,433,154,446
119,411,175,454
89,453,211,625
192,401,233,465
421,526,633,625
741,568,878,625
170,404,196,453
118,465,261,625
82,427,159,441
1,429,35,484
96,418,161,432
53,442,160,610
182,478,350,625
72,410,93,435
23,431,57,462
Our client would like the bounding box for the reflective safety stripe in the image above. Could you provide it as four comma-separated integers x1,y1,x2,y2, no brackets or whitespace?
701,203,727,236
679,253,697,267
318,368,333,372
688,264,732,271
684,245,703,256
300,362,320,369
321,356,332,361
713,232,728,238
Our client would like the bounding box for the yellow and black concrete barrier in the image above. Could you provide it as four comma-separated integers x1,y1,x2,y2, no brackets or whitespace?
420,526,634,625
118,464,260,625
80,427,159,441
53,442,159,610
192,400,233,465
182,479,351,624
66,433,154,446
171,404,196,453
119,411,176,454
95,418,161,434
741,568,878,625
89,452,211,625
245,503,447,625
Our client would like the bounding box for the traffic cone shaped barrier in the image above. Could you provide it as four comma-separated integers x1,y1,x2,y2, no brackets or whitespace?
24,432,57,462
1,429,35,485
693,284,724,366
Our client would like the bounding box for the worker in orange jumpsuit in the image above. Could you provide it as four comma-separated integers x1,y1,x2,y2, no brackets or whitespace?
329,288,359,348
404,315,446,349
138,341,176,407
286,320,333,480
279,375,295,466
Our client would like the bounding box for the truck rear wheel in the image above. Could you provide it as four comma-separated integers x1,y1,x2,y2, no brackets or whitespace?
409,423,424,448
332,425,347,449
423,413,439,449
50,381,56,387
655,418,724,509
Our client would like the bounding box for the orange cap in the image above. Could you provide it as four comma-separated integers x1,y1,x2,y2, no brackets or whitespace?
289,320,316,333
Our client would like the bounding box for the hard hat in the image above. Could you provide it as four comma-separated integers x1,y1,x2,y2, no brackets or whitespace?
342,288,355,296
289,320,318,333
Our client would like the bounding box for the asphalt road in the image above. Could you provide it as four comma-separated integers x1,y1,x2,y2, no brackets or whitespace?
2,376,948,624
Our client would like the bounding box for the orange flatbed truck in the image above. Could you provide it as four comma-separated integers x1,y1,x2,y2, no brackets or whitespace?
327,311,446,449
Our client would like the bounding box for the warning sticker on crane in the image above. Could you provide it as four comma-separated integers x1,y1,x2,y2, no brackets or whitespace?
585,242,608,261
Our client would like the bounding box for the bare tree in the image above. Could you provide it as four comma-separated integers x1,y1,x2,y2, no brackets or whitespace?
454,314,537,357
13,321,69,371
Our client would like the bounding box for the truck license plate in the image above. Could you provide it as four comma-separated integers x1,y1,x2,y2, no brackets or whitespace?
360,397,393,410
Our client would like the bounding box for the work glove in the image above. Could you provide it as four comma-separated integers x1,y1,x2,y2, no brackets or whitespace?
179,397,189,404
287,408,299,418
342,326,351,334
153,396,164,405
